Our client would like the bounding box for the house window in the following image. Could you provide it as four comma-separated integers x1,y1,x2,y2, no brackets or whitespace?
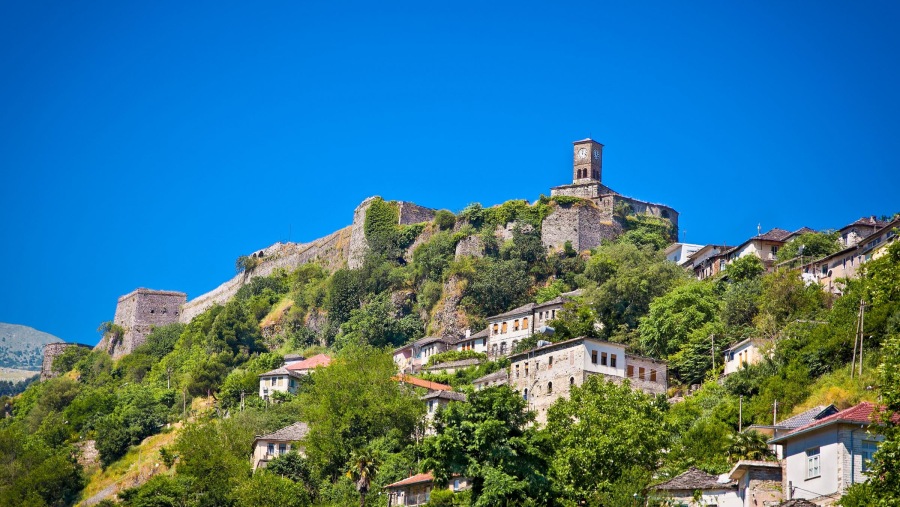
610,354,617,368
492,344,498,356
862,441,878,472
591,351,598,364
547,382,553,394
650,370,657,382
523,317,528,329
570,377,575,386
552,310,556,319
807,447,821,478
639,367,645,380
512,340,518,352
514,320,520,331
271,377,277,386
548,356,553,369
523,388,528,401
515,364,520,378
500,342,507,355
601,352,608,366
267,443,275,456
501,322,508,333
493,323,499,335
525,362,529,376
627,365,634,377
278,443,287,455
453,479,460,491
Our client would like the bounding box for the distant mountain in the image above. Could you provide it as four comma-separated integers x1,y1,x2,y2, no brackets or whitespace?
0,323,63,370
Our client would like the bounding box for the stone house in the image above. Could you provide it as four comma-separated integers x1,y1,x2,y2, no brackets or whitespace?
768,402,894,505
472,369,509,390
393,336,453,373
421,390,466,434
728,460,784,507
384,472,471,507
651,467,741,506
486,295,572,359
508,337,667,424
251,421,309,471
422,358,482,375
799,217,898,295
687,244,734,280
836,216,889,248
258,367,302,401
725,228,795,269
452,328,488,354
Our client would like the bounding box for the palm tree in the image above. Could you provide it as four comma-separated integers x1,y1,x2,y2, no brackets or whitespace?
347,448,379,507
726,430,775,462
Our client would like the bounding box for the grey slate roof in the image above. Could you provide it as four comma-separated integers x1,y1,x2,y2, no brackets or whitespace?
778,405,837,429
423,358,482,371
489,303,536,320
255,422,309,442
420,390,467,402
258,366,302,378
468,327,489,339
778,500,818,507
472,369,508,385
654,467,735,491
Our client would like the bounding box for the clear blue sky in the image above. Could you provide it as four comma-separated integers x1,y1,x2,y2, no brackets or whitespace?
2,1,898,346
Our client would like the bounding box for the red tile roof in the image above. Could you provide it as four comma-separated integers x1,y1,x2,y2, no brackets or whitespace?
384,472,434,489
285,354,332,371
393,374,453,392
770,402,900,443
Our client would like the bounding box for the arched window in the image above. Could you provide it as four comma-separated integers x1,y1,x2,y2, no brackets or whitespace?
522,317,528,329
547,382,553,393
523,388,528,401
513,319,520,332
491,344,498,356
500,342,508,355
570,377,575,386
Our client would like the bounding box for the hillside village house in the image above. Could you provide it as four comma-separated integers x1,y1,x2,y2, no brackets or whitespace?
665,242,704,266
728,460,783,507
251,421,308,471
723,337,766,376
836,216,889,248
651,467,741,506
472,369,508,390
768,402,894,505
384,472,471,507
285,353,332,375
258,366,302,400
453,328,488,354
508,336,667,424
393,336,453,373
421,390,466,433
747,405,839,459
685,244,734,280
486,294,574,359
800,217,899,295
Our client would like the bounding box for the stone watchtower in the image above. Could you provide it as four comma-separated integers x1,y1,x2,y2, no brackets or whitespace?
573,139,603,183
95,288,187,359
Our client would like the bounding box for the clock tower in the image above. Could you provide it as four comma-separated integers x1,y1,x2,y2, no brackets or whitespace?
572,138,603,184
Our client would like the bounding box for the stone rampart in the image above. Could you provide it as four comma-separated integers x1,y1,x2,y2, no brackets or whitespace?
179,226,352,323
398,201,436,225
348,197,436,269
541,202,621,252
41,342,91,380
97,289,187,359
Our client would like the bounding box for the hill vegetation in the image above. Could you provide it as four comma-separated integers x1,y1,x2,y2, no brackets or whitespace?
0,200,898,506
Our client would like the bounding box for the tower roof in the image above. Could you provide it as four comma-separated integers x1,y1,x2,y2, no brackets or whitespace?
573,138,603,145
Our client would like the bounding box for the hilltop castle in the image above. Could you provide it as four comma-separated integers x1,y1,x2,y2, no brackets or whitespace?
79,138,679,361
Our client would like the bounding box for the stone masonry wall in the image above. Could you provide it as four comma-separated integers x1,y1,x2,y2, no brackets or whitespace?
98,289,187,359
41,342,91,380
397,201,436,225
541,202,621,252
348,197,377,270
179,226,352,323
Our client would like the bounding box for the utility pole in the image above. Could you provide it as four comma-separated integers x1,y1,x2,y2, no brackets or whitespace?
739,396,743,432
710,334,716,372
851,300,866,379
773,399,778,426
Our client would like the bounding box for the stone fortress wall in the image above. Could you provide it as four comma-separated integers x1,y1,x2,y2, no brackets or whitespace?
97,139,678,362
95,289,187,359
41,342,92,380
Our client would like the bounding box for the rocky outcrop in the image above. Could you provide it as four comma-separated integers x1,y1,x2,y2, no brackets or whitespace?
428,275,469,338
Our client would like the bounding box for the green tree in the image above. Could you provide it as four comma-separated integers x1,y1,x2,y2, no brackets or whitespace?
462,258,532,317
546,376,668,503
723,255,764,282
776,231,841,263
232,471,311,507
639,281,720,358
299,345,423,479
421,386,550,506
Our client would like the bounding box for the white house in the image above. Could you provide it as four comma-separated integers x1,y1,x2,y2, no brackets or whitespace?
258,367,302,400
384,472,471,507
723,338,766,376
394,336,453,373
251,421,309,470
486,294,574,359
453,328,488,354
665,242,704,266
769,402,890,505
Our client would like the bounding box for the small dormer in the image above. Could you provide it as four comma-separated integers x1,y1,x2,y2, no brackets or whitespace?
572,138,603,183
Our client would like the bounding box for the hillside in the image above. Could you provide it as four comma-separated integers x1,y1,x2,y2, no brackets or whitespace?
0,322,62,370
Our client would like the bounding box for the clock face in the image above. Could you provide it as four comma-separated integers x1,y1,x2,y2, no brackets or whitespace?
593,148,601,160
577,148,588,160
